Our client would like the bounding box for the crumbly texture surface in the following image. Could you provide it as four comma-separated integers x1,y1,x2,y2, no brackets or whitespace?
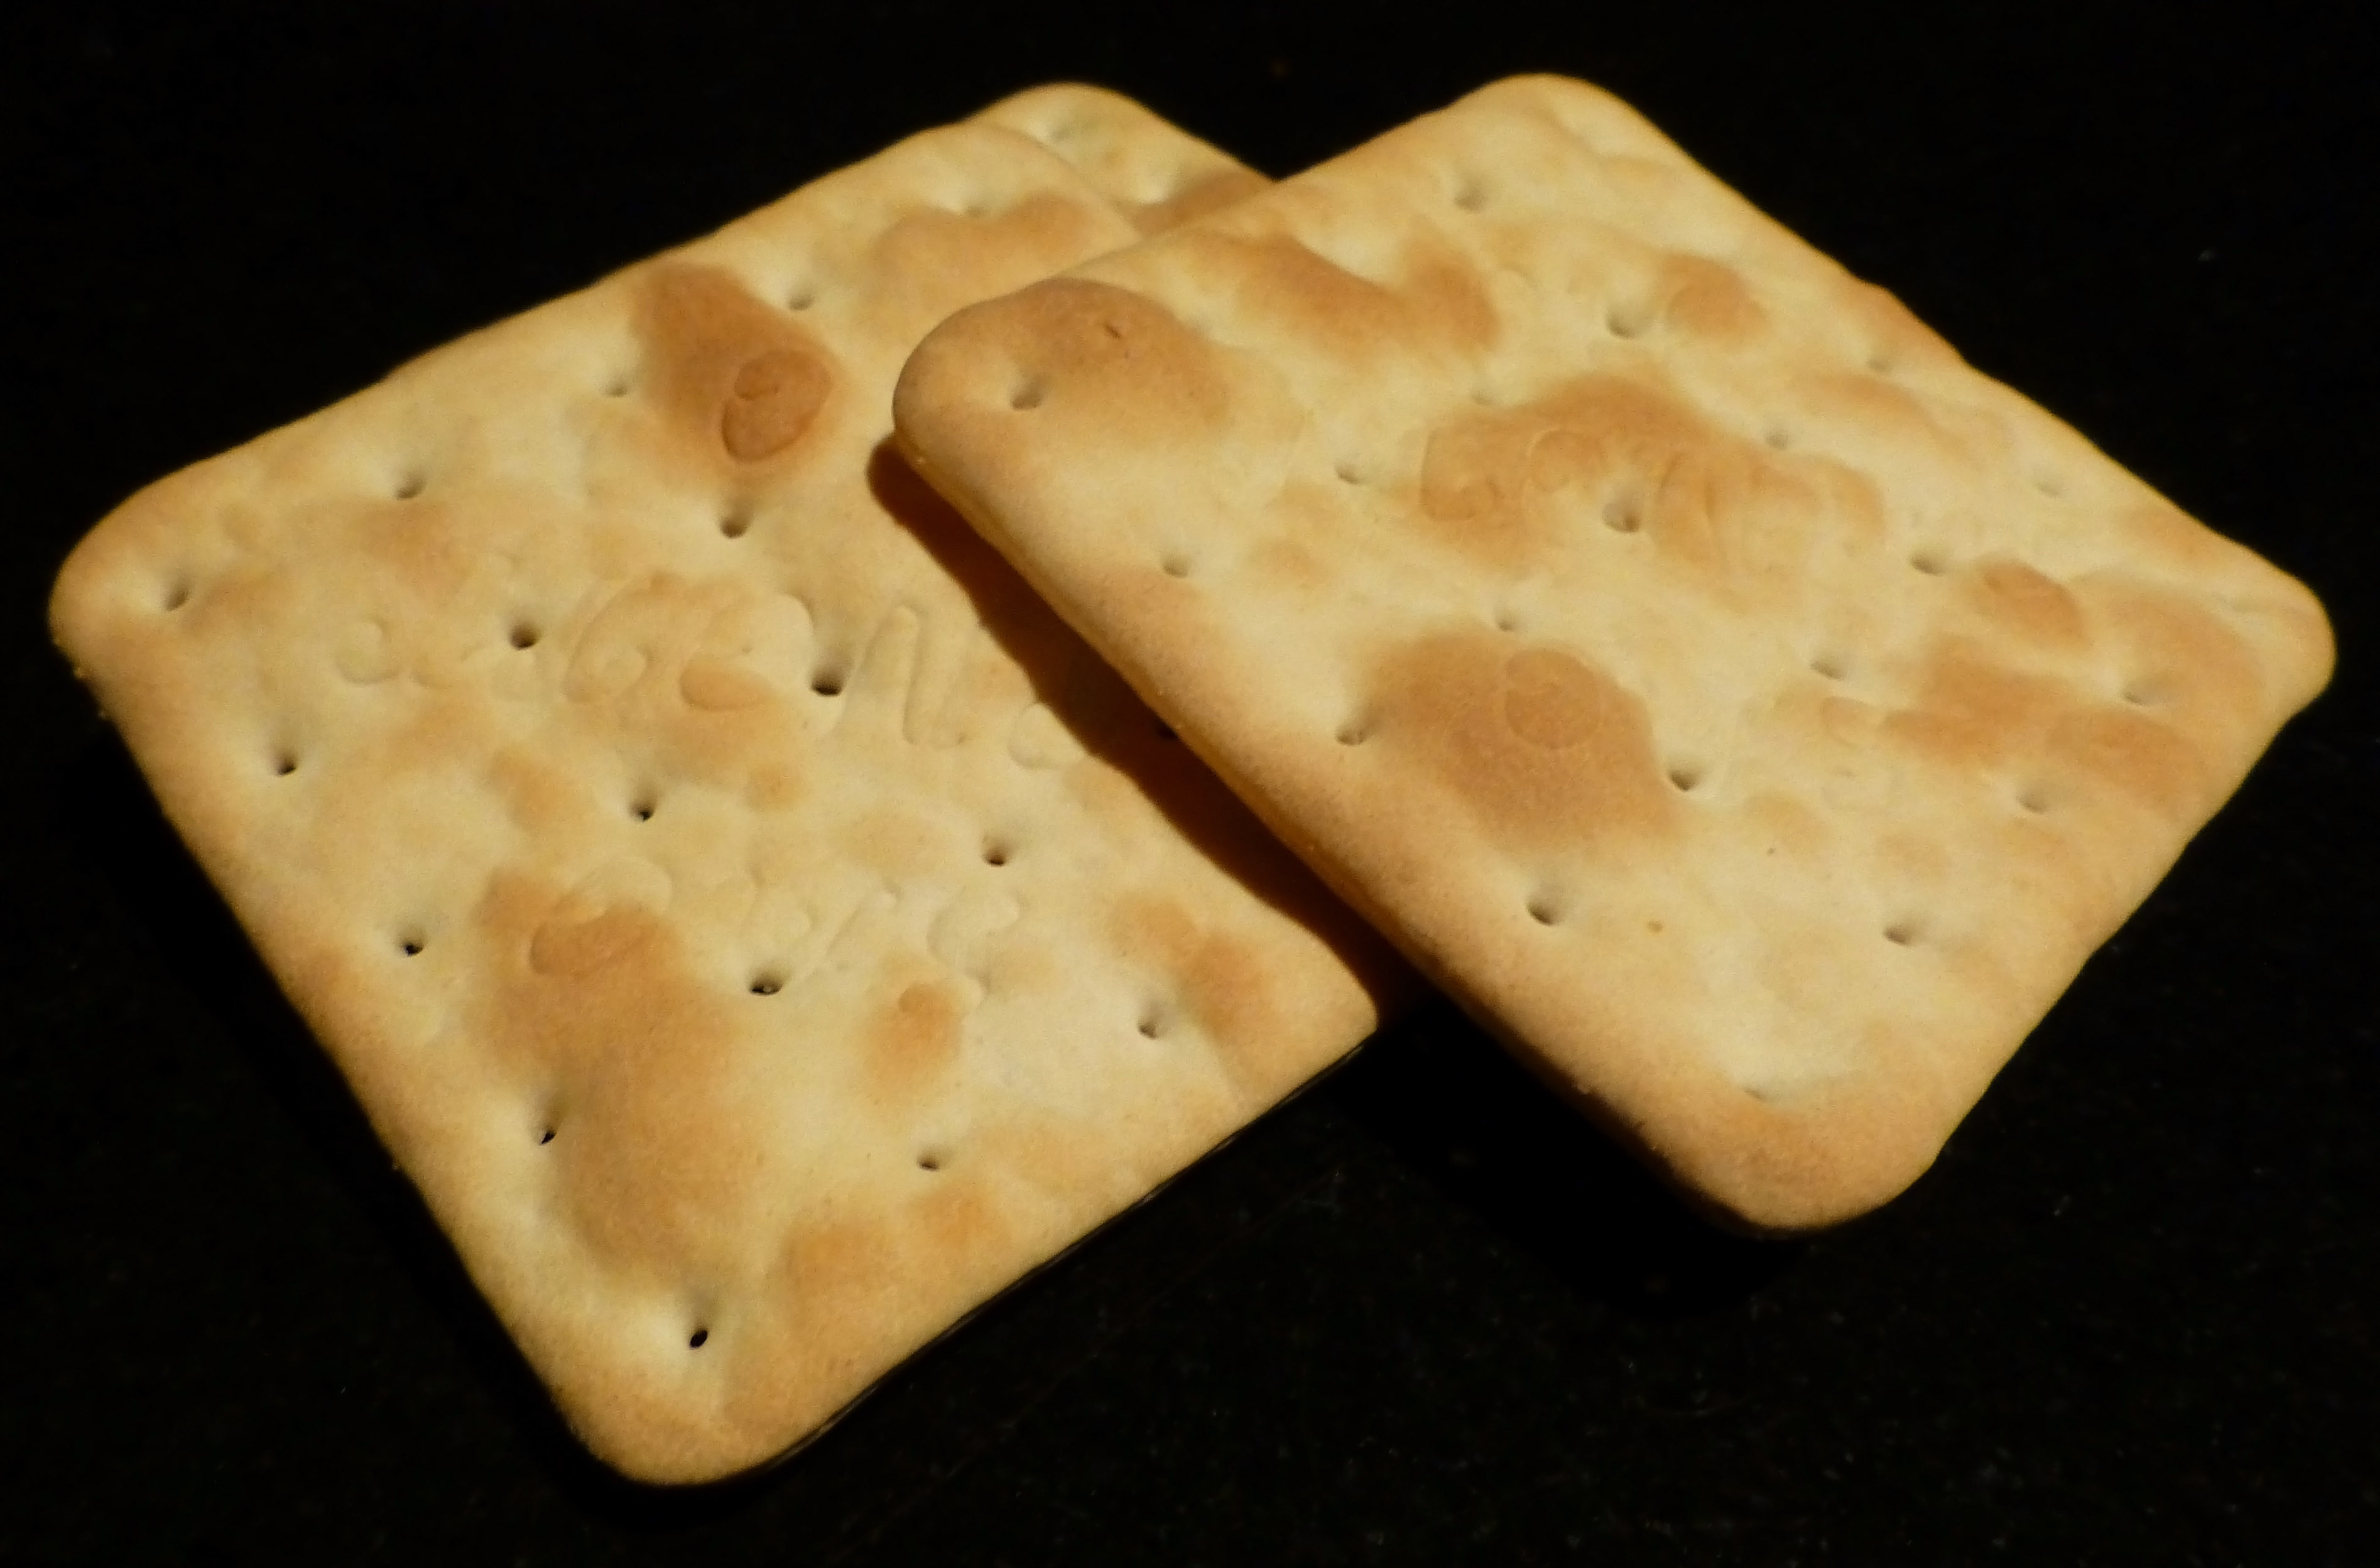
51,96,1401,1483
893,75,2335,1231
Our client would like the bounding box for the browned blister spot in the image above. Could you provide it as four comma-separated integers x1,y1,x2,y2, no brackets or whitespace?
2046,706,2208,819
487,744,589,840
2082,572,2265,722
1521,426,1599,494
1502,647,1618,748
678,659,776,711
1800,370,1952,451
1966,557,2090,649
1887,633,2214,821
985,277,1236,435
475,874,764,1280
354,499,477,603
745,762,803,811
1371,629,1685,853
766,1216,901,1371
1641,440,1811,585
1183,226,1497,367
1885,642,2066,773
1656,252,1766,341
635,264,839,469
909,1174,1016,1285
1117,894,1285,1091
1419,418,1527,532
871,192,1119,337
721,348,831,462
866,978,967,1108
1247,529,1334,594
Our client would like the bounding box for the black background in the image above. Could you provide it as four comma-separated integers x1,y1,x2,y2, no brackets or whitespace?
4,3,2376,1562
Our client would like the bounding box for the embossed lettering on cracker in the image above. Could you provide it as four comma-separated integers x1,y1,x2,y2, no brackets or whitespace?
893,74,2335,1232
50,85,1405,1483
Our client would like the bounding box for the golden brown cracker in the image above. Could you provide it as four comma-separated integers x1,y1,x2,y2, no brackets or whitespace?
52,94,1397,1481
894,75,2332,1231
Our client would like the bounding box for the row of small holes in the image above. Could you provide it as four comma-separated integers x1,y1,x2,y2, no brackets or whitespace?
1526,892,1930,951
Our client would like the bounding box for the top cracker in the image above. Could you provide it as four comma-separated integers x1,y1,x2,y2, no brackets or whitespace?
52,87,1398,1481
894,75,2335,1230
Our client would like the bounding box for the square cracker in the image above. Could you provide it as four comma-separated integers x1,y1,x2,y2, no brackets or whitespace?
50,91,1403,1482
893,75,2335,1231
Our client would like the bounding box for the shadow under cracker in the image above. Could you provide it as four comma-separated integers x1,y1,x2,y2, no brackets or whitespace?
865,438,1416,1015
1325,995,1806,1319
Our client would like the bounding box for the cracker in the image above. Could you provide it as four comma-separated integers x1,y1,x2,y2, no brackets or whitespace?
50,95,1399,1482
893,75,2335,1231
970,84,1272,234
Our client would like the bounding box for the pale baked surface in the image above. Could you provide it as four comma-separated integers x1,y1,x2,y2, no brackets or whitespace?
971,84,1271,234
894,75,2335,1231
51,98,1399,1482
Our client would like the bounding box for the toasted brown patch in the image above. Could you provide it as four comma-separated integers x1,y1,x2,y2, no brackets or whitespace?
866,977,968,1108
637,264,840,470
1656,252,1766,341
1372,630,1685,853
482,872,764,1278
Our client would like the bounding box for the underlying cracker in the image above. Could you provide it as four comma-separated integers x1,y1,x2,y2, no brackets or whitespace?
893,75,2334,1231
973,84,1273,234
51,94,1402,1483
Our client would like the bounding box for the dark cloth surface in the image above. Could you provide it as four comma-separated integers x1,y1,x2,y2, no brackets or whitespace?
4,4,2373,1562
